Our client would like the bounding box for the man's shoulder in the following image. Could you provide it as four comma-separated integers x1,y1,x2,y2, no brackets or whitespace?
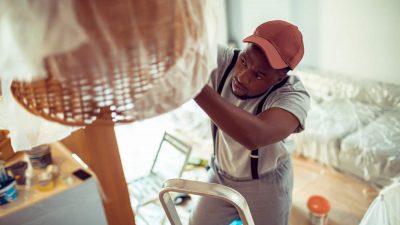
217,44,238,68
266,75,310,105
280,75,308,93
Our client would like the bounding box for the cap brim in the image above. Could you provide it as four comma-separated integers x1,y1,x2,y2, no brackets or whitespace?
243,35,288,69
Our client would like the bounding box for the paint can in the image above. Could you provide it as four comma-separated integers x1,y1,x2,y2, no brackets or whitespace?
27,145,52,169
307,195,330,225
0,178,17,205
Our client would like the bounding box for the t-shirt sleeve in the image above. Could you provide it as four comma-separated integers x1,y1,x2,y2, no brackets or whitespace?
267,81,311,133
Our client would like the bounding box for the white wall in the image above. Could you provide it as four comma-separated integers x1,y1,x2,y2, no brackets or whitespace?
216,0,228,45
227,0,400,85
227,0,291,48
241,0,291,45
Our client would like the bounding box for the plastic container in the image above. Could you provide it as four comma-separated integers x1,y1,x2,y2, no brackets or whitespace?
6,161,28,185
0,178,17,205
307,195,331,225
27,145,52,169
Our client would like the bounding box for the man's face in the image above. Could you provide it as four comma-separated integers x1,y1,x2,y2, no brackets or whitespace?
231,44,285,98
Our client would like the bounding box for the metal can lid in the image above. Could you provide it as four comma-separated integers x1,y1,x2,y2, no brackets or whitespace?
307,195,331,215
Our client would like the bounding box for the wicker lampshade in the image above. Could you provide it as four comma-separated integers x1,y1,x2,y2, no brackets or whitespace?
11,0,215,126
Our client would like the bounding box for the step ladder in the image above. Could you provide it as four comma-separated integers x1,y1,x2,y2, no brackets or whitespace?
159,178,255,225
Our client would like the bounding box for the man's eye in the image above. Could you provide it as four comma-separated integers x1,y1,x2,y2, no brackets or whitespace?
241,58,247,66
256,74,263,80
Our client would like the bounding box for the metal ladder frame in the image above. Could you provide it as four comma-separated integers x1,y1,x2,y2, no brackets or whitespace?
159,178,255,225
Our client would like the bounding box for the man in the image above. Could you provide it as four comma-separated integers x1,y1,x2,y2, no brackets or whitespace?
190,20,310,225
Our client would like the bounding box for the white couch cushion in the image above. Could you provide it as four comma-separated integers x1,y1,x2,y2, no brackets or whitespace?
339,110,400,187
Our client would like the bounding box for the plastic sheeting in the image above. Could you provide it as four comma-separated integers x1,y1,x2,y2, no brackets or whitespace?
359,182,400,225
294,99,382,167
0,0,88,81
340,110,400,187
167,101,213,159
0,79,79,151
293,69,400,108
292,69,400,187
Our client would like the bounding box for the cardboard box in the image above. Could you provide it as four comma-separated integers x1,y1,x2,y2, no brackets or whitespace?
0,138,15,161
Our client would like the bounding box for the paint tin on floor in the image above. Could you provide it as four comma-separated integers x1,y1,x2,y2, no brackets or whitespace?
309,212,328,225
307,195,330,225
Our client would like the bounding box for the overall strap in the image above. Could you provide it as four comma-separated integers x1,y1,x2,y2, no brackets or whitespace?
217,50,240,95
250,75,289,179
212,50,240,155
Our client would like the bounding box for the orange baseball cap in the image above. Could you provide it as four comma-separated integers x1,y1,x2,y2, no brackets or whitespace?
243,20,304,70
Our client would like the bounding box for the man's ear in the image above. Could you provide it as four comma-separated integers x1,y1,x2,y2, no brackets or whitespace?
275,68,289,84
275,74,288,85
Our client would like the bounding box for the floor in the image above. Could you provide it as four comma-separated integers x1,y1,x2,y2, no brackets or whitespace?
116,101,380,225
289,155,379,225
128,155,379,225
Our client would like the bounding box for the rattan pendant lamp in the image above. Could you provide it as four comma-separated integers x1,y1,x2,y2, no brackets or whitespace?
10,0,215,126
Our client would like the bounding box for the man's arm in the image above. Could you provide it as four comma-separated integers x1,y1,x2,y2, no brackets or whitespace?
194,85,299,150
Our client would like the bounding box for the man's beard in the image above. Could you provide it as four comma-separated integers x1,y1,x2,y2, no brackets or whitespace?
230,82,269,100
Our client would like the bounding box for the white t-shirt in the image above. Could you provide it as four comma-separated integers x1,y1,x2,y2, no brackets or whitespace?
209,46,310,180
